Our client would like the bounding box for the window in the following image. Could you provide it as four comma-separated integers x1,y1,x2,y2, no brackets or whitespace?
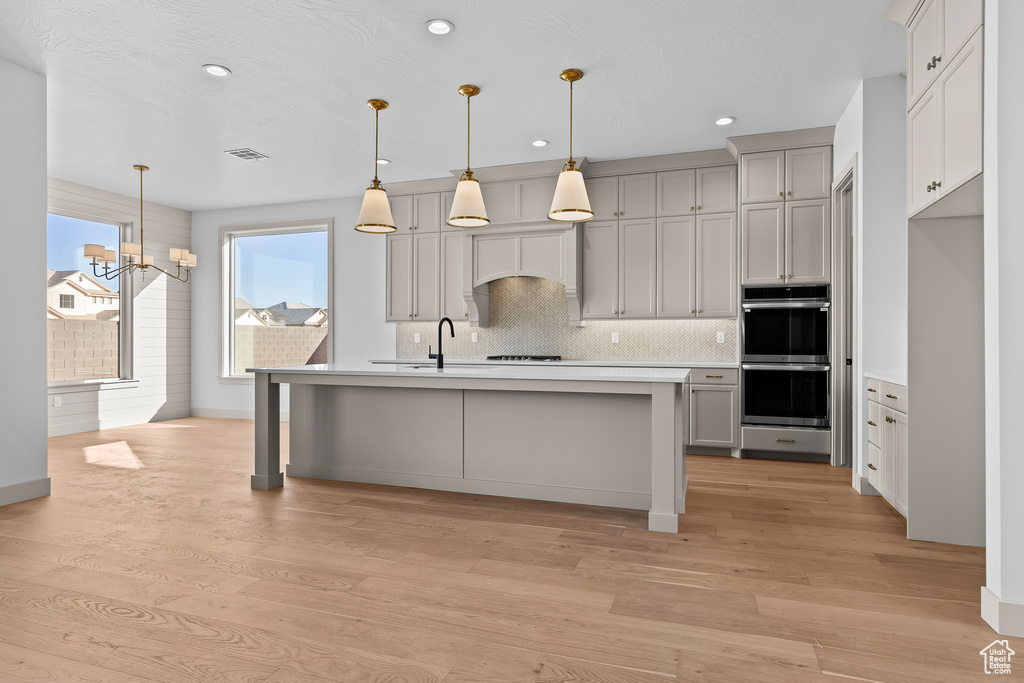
47,214,123,382
220,220,333,378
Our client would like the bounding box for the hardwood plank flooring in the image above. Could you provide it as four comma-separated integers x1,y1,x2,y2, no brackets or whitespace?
0,417,1019,682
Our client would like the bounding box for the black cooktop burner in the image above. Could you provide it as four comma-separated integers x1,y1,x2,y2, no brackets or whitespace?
486,355,562,362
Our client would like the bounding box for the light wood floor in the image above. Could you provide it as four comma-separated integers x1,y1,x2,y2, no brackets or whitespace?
0,418,1017,682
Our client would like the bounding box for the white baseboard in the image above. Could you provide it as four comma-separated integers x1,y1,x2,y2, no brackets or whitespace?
191,408,290,421
982,586,1024,637
853,475,880,496
0,477,51,506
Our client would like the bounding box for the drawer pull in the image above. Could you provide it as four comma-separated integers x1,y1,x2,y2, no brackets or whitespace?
885,393,898,399
868,463,877,471
885,416,895,424
776,438,795,444
705,374,723,379
867,420,876,426
867,387,877,393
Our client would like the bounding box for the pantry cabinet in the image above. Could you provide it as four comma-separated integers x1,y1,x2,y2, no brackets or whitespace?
741,199,830,285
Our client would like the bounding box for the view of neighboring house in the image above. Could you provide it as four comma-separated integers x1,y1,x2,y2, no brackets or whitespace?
234,297,327,327
46,269,119,320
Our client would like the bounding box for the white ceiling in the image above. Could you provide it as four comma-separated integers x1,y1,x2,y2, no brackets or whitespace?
0,0,904,212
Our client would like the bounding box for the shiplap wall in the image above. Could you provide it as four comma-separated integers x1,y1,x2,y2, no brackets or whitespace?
47,178,191,436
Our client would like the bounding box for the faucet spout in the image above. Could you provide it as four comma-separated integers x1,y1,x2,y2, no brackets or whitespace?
437,317,455,369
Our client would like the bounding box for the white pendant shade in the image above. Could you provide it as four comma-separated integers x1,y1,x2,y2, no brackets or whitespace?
122,241,141,257
447,178,490,228
102,249,116,263
354,187,397,234
548,168,594,222
84,244,105,259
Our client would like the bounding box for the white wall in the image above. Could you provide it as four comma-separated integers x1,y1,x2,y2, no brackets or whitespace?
832,75,907,493
983,0,1024,637
47,179,193,436
0,58,49,504
190,196,395,418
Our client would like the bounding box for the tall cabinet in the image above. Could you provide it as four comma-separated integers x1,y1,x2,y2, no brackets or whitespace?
739,146,832,285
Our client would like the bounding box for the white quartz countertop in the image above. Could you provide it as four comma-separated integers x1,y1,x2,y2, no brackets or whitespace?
250,362,692,383
371,358,737,369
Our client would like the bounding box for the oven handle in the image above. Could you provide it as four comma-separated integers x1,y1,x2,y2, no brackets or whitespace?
742,364,830,371
741,301,830,309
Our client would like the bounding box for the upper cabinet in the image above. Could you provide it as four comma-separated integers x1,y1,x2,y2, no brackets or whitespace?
696,166,738,214
740,147,831,204
907,0,983,110
389,193,441,233
618,174,658,219
907,27,983,216
741,199,830,285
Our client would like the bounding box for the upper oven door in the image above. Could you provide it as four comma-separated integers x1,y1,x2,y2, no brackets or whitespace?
742,301,830,363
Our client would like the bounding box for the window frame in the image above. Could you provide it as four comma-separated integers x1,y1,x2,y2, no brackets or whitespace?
46,210,135,388
218,218,334,382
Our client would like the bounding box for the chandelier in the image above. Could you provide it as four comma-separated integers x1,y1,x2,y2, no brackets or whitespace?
85,165,196,282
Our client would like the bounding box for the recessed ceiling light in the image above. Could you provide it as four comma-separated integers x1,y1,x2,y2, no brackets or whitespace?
376,158,391,165
425,19,454,35
531,139,549,147
715,116,736,126
202,64,231,77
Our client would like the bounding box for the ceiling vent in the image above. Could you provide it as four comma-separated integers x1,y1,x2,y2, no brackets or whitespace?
224,148,269,161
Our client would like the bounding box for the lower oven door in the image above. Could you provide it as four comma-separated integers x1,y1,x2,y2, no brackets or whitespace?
742,364,830,428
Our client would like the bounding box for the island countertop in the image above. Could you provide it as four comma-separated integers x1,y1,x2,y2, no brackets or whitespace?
249,362,692,384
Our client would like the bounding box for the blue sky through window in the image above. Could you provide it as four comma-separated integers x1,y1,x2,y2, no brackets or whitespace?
47,214,121,292
234,231,328,309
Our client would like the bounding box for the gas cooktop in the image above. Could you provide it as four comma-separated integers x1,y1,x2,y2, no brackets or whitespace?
486,355,562,362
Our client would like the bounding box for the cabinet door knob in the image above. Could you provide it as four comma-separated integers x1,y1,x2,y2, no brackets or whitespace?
868,463,877,470
778,275,784,280
692,388,695,394
787,190,792,196
690,309,695,314
690,206,695,211
934,181,941,189
696,205,702,211
787,274,792,278
778,191,784,197
697,308,702,313
867,420,877,426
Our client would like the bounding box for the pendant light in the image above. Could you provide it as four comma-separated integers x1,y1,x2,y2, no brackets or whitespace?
355,99,397,234
548,69,594,222
447,85,489,228
85,165,197,282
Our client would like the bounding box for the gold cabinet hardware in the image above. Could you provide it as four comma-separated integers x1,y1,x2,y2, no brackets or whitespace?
885,416,895,423
778,191,784,197
692,388,695,394
696,205,702,211
697,308,702,313
867,387,877,392
867,420,877,426
926,183,933,192
690,206,695,211
787,274,792,278
776,438,795,443
868,463,877,470
886,393,898,399
778,274,784,280
690,309,695,314
926,55,941,70
706,374,723,379
926,181,943,192
787,190,792,196
934,181,941,189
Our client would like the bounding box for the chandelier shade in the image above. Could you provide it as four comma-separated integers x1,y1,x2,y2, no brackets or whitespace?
447,84,490,229
548,69,594,223
355,99,397,234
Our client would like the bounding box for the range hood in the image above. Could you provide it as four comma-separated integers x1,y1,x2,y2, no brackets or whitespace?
462,221,582,327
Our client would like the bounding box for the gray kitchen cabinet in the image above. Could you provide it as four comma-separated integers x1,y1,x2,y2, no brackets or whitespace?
908,28,983,217
656,216,696,318
740,150,785,203
696,213,738,317
907,0,983,110
785,147,832,201
413,232,440,321
742,199,829,285
390,192,442,233
386,232,440,322
440,231,467,320
656,169,696,217
618,218,658,318
867,377,909,519
740,203,785,285
617,173,657,219
479,177,559,224
582,220,619,319
689,384,739,448
586,176,619,221
386,234,413,321
785,199,831,284
696,166,738,214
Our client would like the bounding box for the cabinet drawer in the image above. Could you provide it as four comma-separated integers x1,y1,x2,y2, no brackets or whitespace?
867,442,882,491
879,381,908,413
741,426,831,454
689,368,738,385
867,400,881,447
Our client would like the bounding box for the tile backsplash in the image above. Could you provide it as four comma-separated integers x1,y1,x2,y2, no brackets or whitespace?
396,276,738,363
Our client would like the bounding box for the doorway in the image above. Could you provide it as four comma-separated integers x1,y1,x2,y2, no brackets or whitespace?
831,158,857,469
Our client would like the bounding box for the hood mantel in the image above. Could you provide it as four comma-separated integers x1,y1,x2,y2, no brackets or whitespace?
463,221,582,328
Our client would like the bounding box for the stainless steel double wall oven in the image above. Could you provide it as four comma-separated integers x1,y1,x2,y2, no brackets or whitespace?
741,285,830,428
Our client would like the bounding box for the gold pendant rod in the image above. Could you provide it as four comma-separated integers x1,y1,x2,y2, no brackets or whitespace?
466,93,471,173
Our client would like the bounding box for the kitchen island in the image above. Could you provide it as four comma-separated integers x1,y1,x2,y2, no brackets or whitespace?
251,363,690,532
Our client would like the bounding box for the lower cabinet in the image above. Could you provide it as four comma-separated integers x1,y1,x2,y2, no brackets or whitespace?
689,384,738,447
866,377,909,517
